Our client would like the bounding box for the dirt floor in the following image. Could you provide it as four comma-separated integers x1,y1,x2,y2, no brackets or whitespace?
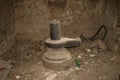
0,39,120,80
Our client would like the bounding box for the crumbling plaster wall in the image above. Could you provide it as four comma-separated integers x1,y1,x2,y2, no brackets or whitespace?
14,0,117,49
0,0,15,56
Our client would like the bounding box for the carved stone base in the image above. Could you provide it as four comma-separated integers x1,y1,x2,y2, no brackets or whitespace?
42,48,72,71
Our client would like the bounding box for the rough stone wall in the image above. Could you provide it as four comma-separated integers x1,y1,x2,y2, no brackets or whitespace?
117,1,120,40
102,0,117,50
14,0,117,49
14,0,49,40
0,0,15,56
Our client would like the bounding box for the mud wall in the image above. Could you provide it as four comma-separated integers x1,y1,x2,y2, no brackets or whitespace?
0,0,15,56
14,0,117,49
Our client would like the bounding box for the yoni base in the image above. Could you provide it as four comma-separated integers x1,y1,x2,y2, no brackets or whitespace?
42,48,72,71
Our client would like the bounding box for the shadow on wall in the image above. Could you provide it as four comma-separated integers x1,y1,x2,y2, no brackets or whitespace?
0,0,15,56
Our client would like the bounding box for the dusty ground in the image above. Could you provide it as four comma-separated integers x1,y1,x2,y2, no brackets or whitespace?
0,39,120,80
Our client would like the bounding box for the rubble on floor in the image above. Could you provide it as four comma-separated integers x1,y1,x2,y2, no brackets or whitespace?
0,40,119,80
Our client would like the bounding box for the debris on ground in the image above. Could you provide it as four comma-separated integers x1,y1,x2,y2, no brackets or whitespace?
75,67,79,71
90,54,96,58
46,73,57,80
110,56,117,61
64,68,74,76
92,48,98,53
97,39,108,50
1,40,119,80
77,55,82,59
83,61,89,65
112,44,119,52
85,48,91,53
16,75,20,79
91,61,95,64
75,67,84,74
81,37,108,53
0,60,12,80
99,77,102,79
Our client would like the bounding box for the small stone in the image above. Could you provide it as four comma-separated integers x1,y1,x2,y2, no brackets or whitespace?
99,77,102,79
37,61,42,65
46,73,57,80
30,69,34,72
98,60,100,63
16,75,20,79
85,49,91,53
76,11,80,14
92,48,98,53
80,53,84,56
65,68,74,76
44,72,51,77
37,53,40,55
110,56,117,61
66,10,70,15
75,67,79,71
90,54,96,58
91,61,94,64
77,55,82,59
84,61,88,65
75,68,84,74
113,44,119,51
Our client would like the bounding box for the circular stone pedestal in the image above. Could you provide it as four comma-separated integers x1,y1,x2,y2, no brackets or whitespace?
43,48,72,71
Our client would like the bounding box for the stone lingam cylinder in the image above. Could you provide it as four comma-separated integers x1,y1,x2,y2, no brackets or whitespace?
50,20,61,40
43,19,72,71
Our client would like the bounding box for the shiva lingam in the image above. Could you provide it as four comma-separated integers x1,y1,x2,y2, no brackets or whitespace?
43,19,81,70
